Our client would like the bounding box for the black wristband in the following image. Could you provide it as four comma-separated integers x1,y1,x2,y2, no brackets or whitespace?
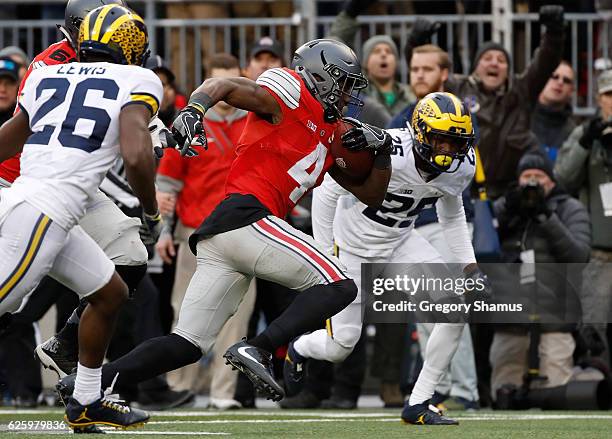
373,152,391,170
188,92,214,116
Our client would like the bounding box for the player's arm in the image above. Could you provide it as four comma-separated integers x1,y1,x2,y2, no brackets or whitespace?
312,174,349,254
0,111,31,162
171,76,281,155
329,165,390,207
119,105,158,216
329,118,393,207
436,194,476,268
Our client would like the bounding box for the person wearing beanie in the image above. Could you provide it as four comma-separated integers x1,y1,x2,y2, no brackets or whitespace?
327,0,415,118
488,149,590,404
360,35,415,117
404,6,566,200
0,46,29,80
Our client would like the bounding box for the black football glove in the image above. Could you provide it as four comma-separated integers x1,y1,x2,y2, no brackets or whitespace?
539,5,565,34
408,18,441,47
341,117,393,155
171,106,207,156
141,210,163,246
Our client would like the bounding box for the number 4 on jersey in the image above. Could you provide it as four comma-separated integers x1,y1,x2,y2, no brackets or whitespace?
287,142,328,203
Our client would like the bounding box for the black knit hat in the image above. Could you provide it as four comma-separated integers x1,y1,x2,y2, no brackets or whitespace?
471,41,511,73
517,151,555,181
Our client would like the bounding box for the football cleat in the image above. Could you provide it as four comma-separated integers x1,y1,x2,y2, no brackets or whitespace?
65,395,149,430
283,339,306,397
56,373,77,406
34,335,78,378
401,401,459,425
223,340,284,402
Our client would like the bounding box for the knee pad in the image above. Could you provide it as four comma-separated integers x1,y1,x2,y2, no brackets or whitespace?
325,324,361,362
115,264,147,297
324,337,355,363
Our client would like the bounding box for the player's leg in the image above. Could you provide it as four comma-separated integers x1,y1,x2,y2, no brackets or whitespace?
48,226,148,429
36,191,147,377
285,248,364,396
223,216,357,400
388,231,462,425
57,229,253,400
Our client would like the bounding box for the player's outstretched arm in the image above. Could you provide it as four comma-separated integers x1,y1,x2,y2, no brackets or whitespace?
171,77,281,155
119,105,158,216
0,111,31,162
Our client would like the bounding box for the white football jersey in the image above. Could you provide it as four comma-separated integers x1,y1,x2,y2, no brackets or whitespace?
313,127,475,258
7,62,162,230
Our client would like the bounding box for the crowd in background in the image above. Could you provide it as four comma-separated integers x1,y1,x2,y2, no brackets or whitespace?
0,0,612,412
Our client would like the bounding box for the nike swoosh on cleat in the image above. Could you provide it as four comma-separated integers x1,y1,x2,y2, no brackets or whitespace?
237,346,260,365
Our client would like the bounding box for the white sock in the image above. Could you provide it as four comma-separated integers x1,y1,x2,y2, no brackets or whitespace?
73,363,101,406
409,324,464,406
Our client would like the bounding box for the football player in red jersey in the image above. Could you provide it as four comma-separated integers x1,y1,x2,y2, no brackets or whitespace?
57,39,393,402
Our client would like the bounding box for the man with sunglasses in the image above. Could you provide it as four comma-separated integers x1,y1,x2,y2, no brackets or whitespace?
532,61,577,162
286,92,491,425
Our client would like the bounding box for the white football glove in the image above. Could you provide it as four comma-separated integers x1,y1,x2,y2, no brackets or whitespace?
148,115,199,159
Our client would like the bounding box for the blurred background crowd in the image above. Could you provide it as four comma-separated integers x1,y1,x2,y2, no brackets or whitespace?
1,0,612,413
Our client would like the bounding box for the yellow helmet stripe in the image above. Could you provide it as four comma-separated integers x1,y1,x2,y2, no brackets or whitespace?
100,12,142,44
91,4,114,41
81,10,92,41
449,93,462,117
429,99,442,118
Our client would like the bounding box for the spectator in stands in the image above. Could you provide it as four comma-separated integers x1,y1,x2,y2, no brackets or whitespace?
360,35,415,118
0,57,19,125
389,44,450,128
532,61,577,162
0,46,28,80
406,6,566,199
155,53,255,409
166,2,292,90
146,55,179,126
490,151,590,401
555,69,612,367
329,0,415,118
243,37,284,81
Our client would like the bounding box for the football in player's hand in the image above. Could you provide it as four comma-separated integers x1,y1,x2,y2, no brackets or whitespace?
331,119,374,183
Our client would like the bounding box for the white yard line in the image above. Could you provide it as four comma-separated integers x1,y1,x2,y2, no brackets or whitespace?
106,431,228,435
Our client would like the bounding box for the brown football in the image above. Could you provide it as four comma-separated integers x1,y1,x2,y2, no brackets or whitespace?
330,119,374,183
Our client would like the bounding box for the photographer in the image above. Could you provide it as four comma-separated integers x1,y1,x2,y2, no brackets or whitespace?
489,152,591,402
555,69,612,366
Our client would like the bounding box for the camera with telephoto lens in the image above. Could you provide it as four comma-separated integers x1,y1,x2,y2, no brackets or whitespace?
520,180,545,215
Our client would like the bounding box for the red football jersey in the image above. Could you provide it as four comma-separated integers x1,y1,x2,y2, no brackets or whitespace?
225,68,338,218
0,40,76,183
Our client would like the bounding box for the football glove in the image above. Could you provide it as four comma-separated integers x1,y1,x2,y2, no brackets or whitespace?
341,117,393,155
171,106,207,156
149,116,198,159
141,210,163,246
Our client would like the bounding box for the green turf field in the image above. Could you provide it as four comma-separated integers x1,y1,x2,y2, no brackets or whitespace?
1,408,611,438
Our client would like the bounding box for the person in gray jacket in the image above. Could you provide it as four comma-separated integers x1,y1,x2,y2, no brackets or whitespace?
489,152,591,401
554,69,612,366
406,6,566,199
